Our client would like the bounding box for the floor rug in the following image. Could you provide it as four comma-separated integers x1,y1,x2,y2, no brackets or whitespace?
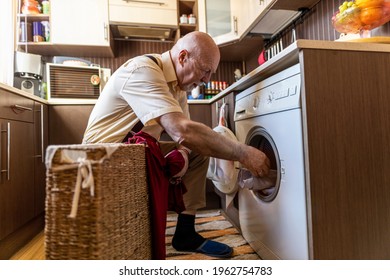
165,209,261,260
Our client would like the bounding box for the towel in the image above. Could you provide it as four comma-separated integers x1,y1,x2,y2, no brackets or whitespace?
125,131,187,260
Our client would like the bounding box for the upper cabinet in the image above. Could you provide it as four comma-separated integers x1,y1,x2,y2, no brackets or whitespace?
198,0,242,46
16,0,114,57
199,0,320,46
109,0,178,26
108,0,178,41
51,0,110,46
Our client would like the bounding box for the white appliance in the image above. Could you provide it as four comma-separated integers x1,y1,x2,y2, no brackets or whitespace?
234,64,309,259
13,51,43,96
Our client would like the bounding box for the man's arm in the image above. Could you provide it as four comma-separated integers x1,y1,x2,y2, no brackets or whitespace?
158,112,270,177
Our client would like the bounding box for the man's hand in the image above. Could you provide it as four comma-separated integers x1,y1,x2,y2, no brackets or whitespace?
240,146,271,178
165,148,189,178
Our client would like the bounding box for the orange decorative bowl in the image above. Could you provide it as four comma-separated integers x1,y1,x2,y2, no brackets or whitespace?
332,0,390,33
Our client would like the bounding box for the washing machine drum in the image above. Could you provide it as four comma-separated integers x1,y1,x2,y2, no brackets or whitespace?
207,125,239,194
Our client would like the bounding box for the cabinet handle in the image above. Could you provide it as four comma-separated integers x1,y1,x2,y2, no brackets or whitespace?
259,0,265,5
104,22,108,41
233,16,238,35
1,122,11,181
40,104,45,163
12,104,33,111
122,0,166,6
35,105,45,163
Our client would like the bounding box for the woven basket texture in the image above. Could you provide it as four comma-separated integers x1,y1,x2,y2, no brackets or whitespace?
45,144,151,260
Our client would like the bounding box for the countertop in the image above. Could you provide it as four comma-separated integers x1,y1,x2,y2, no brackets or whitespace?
188,39,390,104
3,39,390,105
0,82,97,105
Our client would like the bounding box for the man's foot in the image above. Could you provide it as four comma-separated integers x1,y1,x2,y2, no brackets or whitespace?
172,234,233,258
195,239,233,258
172,213,233,258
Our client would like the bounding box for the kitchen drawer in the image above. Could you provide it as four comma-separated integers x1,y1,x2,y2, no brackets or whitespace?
0,89,34,123
109,0,178,26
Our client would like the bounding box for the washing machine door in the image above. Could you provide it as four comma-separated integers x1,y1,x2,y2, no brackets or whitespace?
245,127,281,202
207,125,239,194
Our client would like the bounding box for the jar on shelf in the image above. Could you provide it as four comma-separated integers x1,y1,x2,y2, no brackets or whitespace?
42,0,50,15
180,14,188,24
188,14,196,24
19,21,32,42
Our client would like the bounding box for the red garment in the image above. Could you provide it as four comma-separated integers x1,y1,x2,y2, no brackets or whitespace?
126,131,186,260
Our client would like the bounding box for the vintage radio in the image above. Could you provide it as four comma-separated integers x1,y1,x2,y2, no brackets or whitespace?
46,63,111,101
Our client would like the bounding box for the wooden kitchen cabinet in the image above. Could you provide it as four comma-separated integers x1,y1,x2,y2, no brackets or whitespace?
33,102,48,216
198,0,320,46
51,0,110,46
16,0,114,57
0,90,35,239
0,121,35,241
48,105,94,145
0,88,48,259
109,0,178,27
198,0,242,46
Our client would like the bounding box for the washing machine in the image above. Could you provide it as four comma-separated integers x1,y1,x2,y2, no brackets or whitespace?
235,64,309,260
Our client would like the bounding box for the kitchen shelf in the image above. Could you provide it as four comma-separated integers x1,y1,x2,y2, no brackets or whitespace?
177,0,198,37
179,23,197,34
17,13,50,22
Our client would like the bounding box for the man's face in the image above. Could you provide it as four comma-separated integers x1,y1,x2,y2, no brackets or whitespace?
177,51,219,92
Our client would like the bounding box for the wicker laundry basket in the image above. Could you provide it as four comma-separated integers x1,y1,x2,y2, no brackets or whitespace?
44,143,152,260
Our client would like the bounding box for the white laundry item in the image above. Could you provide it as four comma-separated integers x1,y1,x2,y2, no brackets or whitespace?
238,169,277,191
207,103,239,207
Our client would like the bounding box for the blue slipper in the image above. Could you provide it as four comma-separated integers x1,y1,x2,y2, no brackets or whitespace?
195,239,233,258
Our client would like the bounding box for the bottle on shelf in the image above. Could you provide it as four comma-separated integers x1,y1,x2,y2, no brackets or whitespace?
204,80,229,99
42,0,50,15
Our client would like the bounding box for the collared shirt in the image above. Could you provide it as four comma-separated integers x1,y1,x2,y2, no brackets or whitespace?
82,51,190,143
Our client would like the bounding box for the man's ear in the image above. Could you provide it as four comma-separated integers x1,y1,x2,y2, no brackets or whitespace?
178,49,188,66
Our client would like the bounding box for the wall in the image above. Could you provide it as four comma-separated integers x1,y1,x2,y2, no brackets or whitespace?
80,40,241,87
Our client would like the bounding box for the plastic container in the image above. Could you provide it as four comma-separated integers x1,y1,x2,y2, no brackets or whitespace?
42,0,50,14
180,14,188,24
188,14,196,24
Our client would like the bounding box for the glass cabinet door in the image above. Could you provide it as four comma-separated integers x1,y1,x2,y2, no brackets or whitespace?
201,0,241,45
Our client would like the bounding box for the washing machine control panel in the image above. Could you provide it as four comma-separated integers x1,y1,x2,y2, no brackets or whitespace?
235,64,301,121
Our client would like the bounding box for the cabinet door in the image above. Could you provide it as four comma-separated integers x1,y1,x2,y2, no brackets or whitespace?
51,0,110,46
0,120,35,240
49,105,94,145
198,0,242,45
245,0,271,31
109,0,178,26
33,103,48,216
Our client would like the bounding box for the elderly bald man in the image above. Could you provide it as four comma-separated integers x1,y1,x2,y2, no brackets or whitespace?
83,31,270,258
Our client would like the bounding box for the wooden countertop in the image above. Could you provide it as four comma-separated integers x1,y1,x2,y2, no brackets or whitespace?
0,82,96,105
190,38,390,104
